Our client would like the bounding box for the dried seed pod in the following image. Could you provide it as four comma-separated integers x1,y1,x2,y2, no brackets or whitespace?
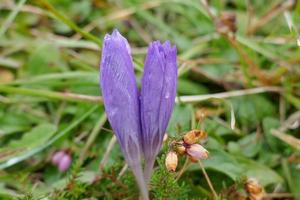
245,178,263,195
176,144,186,155
186,144,209,162
183,129,207,145
174,140,186,155
165,151,178,172
245,178,265,200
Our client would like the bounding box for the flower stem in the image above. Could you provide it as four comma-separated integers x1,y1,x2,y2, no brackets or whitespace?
175,157,189,181
132,164,149,200
143,158,155,186
198,160,218,199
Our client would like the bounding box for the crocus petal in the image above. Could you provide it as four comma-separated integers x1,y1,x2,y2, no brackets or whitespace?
140,41,177,181
100,30,148,199
100,29,142,166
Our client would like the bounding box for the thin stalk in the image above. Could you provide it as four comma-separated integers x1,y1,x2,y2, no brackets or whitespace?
176,86,282,103
132,164,149,200
199,160,218,199
79,113,107,164
0,85,102,103
0,0,27,37
37,0,102,47
175,157,189,181
117,164,128,180
99,135,117,170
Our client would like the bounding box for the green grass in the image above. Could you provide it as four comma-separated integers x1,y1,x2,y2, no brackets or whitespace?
0,0,300,199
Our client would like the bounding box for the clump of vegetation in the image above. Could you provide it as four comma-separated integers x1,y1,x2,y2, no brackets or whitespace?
150,156,189,200
0,0,300,199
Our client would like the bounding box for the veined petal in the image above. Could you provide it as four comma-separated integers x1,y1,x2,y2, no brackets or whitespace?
158,42,177,135
100,30,142,166
140,41,177,178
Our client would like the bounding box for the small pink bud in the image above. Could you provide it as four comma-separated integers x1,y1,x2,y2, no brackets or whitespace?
58,154,72,172
186,144,208,162
51,151,65,165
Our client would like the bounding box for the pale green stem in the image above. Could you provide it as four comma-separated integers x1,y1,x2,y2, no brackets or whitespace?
132,164,149,200
143,158,155,186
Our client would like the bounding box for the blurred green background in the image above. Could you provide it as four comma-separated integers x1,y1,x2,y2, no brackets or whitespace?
0,0,300,199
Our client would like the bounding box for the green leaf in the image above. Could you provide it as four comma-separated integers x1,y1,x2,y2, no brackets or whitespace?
231,95,276,129
236,157,283,186
167,104,193,136
201,149,243,180
26,43,66,75
177,79,208,95
0,111,34,136
237,133,262,157
262,117,282,151
0,123,57,162
189,148,283,186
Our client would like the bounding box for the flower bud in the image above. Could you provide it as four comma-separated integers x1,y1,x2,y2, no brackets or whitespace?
58,154,72,172
186,144,208,162
163,133,168,142
176,145,186,155
51,151,65,165
165,151,178,172
183,129,207,145
175,141,186,155
245,178,263,195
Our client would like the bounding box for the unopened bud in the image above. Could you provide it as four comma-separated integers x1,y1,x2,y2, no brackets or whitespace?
165,151,178,172
163,133,168,142
186,144,208,162
183,129,207,145
58,154,72,172
176,145,186,155
175,141,186,155
52,151,65,165
245,178,263,195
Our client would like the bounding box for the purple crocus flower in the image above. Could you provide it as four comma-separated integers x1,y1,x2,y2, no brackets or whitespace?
100,30,177,199
141,41,177,183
